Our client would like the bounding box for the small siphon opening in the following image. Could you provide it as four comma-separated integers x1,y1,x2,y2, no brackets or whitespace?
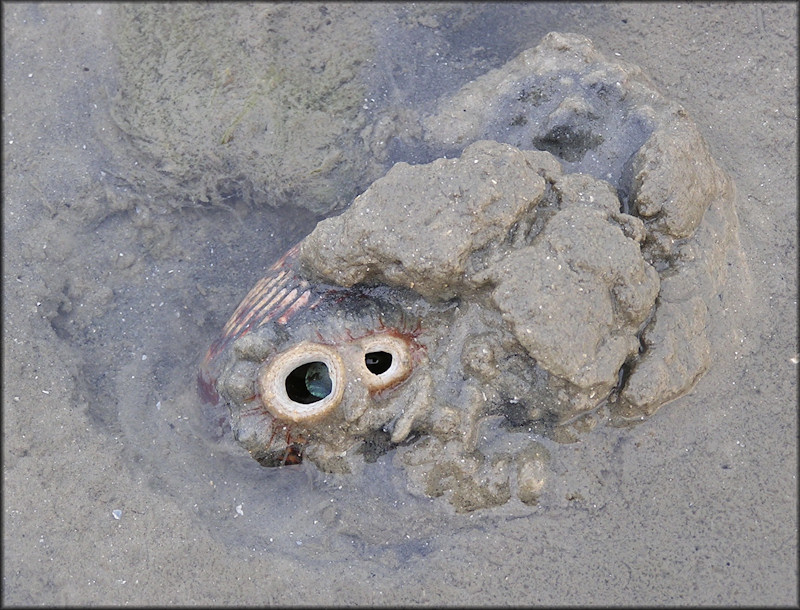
285,361,331,404
365,351,393,375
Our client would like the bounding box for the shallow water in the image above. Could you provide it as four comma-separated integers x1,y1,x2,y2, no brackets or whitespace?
3,3,797,605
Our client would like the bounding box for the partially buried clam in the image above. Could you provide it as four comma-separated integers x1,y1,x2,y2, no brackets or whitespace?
199,245,434,468
199,33,740,512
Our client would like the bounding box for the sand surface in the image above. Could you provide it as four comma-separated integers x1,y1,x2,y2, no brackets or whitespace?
3,3,797,605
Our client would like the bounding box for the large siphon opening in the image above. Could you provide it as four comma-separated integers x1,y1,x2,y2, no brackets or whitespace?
285,361,332,404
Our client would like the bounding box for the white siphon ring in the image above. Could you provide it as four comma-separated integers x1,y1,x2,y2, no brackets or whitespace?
355,334,413,392
257,341,345,423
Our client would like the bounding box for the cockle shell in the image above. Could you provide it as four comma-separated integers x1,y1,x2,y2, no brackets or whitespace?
199,245,433,470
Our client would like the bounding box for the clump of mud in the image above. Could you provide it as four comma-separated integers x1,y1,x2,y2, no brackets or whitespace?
209,33,741,512
303,31,738,421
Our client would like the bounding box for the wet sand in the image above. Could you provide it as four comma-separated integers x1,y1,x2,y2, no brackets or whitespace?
3,3,797,605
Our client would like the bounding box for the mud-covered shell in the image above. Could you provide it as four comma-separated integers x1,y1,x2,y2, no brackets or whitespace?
197,31,741,513
199,244,433,468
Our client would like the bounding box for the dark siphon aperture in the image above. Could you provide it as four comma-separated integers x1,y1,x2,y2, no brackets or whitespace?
365,351,393,375
285,361,332,404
